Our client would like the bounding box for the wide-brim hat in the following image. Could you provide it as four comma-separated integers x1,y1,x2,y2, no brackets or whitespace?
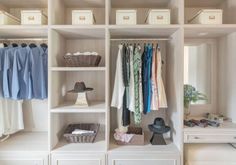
68,82,93,93
148,118,170,134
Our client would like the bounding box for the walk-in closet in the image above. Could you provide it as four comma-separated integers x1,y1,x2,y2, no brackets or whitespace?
0,0,236,165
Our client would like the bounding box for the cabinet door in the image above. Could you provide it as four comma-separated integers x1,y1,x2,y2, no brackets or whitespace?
108,153,180,165
51,153,106,165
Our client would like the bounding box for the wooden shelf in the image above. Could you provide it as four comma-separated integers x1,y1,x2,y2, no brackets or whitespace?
61,0,105,8
50,67,106,72
185,0,224,8
109,133,179,154
0,26,48,38
184,25,236,38
111,0,171,8
0,132,48,152
0,0,47,8
51,132,106,153
51,101,106,113
109,25,179,38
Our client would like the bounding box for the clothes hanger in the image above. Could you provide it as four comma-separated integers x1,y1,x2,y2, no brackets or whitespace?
3,43,8,47
40,43,48,48
12,43,18,47
29,43,37,48
21,43,27,47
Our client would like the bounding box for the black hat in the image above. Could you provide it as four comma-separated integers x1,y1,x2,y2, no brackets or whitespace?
148,118,170,134
68,82,93,93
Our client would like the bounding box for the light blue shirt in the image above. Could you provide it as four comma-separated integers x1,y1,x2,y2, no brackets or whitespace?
0,48,6,97
30,46,48,99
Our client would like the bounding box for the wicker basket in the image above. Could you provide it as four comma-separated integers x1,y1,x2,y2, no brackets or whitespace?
64,55,101,67
63,124,100,143
116,127,144,145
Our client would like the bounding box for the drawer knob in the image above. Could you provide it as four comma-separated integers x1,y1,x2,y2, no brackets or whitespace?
194,136,200,139
79,16,86,20
28,16,35,20
209,16,216,20
123,16,130,20
157,16,164,20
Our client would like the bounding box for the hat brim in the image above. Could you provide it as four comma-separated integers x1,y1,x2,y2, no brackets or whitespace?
68,88,93,93
148,125,170,134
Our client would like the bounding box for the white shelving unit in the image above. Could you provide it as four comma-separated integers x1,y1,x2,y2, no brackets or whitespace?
0,0,236,165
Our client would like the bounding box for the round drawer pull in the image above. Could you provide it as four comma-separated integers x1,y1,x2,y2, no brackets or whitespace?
194,136,200,139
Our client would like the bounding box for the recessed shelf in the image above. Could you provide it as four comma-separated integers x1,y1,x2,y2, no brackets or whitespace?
184,25,236,38
0,0,47,8
50,67,106,72
51,27,105,39
109,25,179,38
0,132,48,152
51,101,106,113
51,132,106,153
0,26,48,38
111,0,171,8
109,133,179,154
62,0,105,8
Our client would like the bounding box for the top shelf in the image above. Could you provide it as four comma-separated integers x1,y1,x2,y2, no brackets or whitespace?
0,0,47,8
111,0,171,8
185,0,224,8
61,0,105,8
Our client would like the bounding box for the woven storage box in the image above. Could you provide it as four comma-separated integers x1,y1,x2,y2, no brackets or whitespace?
64,55,101,67
116,127,144,145
64,124,100,143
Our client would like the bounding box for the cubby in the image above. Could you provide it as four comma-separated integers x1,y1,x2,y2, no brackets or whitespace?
50,0,106,25
0,0,48,25
185,0,236,24
109,0,182,24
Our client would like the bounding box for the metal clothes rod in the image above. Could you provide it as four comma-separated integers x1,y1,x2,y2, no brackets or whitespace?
0,38,47,41
110,38,171,41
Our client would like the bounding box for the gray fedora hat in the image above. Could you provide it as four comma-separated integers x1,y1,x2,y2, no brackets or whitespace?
68,82,93,93
148,118,170,134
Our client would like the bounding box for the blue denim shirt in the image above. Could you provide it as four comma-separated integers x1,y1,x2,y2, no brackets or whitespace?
0,48,6,97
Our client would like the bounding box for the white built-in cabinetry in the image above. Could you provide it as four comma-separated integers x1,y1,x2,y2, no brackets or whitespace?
0,0,236,165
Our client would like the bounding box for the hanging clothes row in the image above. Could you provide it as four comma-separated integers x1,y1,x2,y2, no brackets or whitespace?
111,43,167,128
0,43,48,100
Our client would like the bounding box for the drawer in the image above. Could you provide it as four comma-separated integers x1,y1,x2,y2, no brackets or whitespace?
51,153,105,165
72,10,95,25
146,9,170,24
108,153,180,165
184,133,236,143
116,10,137,25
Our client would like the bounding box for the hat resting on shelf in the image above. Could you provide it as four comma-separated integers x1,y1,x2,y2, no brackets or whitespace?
148,118,170,134
68,82,93,93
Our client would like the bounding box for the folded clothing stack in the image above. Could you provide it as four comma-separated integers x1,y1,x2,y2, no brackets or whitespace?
72,129,95,135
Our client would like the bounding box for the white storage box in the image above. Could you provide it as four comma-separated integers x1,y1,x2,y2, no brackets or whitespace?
72,10,95,25
0,11,20,25
188,9,223,24
116,10,137,25
21,10,47,25
146,9,170,24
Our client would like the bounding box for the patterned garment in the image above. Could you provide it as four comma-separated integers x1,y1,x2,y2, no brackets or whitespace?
133,45,142,124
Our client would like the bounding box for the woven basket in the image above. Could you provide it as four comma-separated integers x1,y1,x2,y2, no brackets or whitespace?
64,55,101,67
116,127,144,145
64,123,100,143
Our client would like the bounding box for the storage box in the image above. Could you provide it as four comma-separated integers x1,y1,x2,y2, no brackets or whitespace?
188,9,223,24
21,10,47,25
146,9,170,24
116,10,137,25
72,10,95,25
116,127,144,145
0,11,20,25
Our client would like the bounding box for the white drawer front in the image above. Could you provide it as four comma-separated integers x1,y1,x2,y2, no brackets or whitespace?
114,159,176,165
199,12,222,24
51,153,105,165
116,11,137,25
0,159,44,165
185,133,236,143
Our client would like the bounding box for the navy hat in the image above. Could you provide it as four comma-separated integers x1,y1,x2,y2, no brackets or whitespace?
148,118,170,134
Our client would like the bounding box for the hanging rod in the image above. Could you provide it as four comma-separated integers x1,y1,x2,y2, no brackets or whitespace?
0,38,47,41
110,38,171,41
